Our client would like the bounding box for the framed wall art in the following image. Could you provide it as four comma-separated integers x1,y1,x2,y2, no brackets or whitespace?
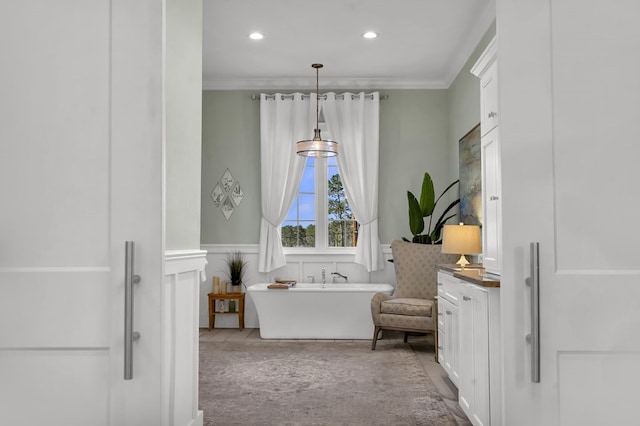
458,123,482,226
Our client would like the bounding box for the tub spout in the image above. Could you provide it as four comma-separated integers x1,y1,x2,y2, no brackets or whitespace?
331,272,348,283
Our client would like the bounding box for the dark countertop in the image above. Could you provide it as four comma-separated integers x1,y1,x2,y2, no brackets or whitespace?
437,264,501,288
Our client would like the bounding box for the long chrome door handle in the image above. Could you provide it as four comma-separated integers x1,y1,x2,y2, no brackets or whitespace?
525,242,540,383
124,241,141,380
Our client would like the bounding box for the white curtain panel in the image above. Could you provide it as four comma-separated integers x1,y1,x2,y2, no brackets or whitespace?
322,92,385,272
258,93,314,273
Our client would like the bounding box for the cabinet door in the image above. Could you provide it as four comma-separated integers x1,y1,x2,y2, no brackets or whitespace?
471,289,490,426
481,129,502,274
459,285,490,426
480,61,499,136
458,289,474,417
441,297,460,387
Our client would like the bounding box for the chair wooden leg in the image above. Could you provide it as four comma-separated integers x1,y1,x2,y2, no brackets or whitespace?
371,326,381,350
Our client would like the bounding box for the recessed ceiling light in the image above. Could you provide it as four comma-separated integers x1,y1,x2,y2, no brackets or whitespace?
362,31,378,39
249,32,264,40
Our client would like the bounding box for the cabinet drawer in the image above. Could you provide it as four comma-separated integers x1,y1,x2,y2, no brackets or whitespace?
438,272,460,305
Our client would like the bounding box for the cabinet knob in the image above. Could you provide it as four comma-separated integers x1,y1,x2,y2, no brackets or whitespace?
438,282,443,286
438,312,443,316
446,310,452,315
463,296,471,301
438,346,443,350
488,111,498,118
490,195,499,201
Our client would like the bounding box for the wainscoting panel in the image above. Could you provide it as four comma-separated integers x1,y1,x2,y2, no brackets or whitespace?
200,244,397,329
164,250,207,426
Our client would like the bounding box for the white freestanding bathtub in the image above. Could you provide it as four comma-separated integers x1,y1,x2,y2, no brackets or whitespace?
247,283,394,339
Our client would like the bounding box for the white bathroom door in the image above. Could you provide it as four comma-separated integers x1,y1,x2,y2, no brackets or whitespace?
498,1,640,425
0,1,166,425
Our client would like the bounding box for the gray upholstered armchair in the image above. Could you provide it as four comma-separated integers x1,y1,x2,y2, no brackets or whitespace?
371,240,457,351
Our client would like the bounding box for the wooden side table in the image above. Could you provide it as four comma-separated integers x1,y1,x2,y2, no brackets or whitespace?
208,292,245,330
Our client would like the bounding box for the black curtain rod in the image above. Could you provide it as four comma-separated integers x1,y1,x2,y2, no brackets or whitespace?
251,93,389,101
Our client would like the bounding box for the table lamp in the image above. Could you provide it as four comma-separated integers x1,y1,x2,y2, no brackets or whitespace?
441,222,482,269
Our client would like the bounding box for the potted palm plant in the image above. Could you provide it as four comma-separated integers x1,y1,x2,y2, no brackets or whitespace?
404,172,460,244
224,250,247,293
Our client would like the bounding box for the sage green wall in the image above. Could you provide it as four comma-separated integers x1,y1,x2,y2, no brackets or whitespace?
201,91,262,244
201,89,452,245
447,22,497,185
378,90,450,243
166,0,203,250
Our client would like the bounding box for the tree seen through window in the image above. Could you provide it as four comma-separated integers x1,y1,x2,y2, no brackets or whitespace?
328,169,357,247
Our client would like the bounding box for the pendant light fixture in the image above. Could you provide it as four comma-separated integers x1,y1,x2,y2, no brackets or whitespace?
296,63,338,157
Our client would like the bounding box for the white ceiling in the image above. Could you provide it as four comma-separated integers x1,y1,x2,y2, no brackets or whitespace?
203,0,495,90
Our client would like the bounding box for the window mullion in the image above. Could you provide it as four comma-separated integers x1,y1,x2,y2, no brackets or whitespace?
316,157,328,249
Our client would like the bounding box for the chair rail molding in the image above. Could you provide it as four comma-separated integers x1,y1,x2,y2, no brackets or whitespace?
165,249,208,277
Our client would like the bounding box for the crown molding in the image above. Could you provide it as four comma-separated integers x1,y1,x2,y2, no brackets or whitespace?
202,76,450,91
470,35,497,78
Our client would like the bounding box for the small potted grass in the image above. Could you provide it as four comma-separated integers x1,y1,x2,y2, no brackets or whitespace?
224,250,247,293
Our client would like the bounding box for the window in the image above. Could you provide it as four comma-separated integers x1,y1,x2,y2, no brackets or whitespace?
281,156,358,249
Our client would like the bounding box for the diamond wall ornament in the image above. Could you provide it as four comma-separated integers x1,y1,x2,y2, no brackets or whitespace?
210,183,224,207
231,183,244,206
221,195,234,220
210,168,244,219
221,169,235,193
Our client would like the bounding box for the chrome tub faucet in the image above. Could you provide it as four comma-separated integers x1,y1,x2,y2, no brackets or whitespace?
331,272,348,283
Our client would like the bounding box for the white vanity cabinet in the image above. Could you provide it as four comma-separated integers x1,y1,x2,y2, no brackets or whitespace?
471,36,502,275
438,268,501,426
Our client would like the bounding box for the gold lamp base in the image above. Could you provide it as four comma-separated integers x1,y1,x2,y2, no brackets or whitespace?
455,254,471,270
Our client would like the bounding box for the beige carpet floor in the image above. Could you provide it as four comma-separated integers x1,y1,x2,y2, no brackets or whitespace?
199,338,458,426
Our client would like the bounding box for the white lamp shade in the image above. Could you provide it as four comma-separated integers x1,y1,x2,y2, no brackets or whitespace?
441,223,482,255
